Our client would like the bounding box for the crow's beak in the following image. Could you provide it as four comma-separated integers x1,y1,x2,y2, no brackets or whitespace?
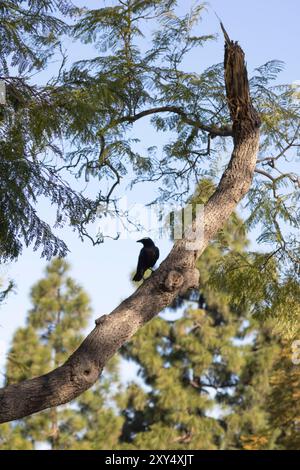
137,239,143,243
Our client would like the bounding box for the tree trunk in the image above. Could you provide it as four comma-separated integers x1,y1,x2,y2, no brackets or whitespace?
0,32,260,424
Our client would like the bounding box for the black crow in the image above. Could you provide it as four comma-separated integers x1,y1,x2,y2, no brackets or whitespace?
133,237,159,282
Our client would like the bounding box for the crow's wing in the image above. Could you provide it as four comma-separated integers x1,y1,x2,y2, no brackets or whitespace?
133,248,147,281
145,246,159,268
137,248,147,271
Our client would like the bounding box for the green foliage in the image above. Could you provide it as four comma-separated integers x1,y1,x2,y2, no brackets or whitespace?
66,1,300,281
108,212,295,450
117,216,282,449
0,279,14,304
0,0,299,451
0,221,299,450
67,1,218,201
267,344,300,449
0,0,73,74
0,258,123,450
0,0,99,262
0,143,97,260
0,0,299,277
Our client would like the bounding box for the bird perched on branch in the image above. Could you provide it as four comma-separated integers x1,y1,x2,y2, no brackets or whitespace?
133,237,159,282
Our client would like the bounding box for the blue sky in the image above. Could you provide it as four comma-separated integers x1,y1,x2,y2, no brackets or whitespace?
0,0,299,382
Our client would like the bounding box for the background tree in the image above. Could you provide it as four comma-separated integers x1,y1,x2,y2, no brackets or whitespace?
0,258,123,449
117,206,282,450
265,340,300,450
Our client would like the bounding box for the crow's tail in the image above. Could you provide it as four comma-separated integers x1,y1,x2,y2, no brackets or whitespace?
133,271,143,282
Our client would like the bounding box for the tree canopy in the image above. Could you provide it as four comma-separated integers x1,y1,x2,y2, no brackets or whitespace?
1,1,299,274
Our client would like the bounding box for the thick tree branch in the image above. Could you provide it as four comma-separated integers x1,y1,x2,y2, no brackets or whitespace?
110,106,233,137
0,30,260,423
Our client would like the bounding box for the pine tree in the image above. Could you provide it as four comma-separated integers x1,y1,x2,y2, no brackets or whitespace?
117,211,282,450
71,367,124,450
0,258,123,450
265,339,300,449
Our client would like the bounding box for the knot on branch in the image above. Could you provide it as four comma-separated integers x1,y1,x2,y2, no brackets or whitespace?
164,268,199,294
95,314,107,326
164,270,184,292
69,361,100,387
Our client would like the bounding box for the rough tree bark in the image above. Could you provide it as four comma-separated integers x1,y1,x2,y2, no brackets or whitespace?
0,29,260,423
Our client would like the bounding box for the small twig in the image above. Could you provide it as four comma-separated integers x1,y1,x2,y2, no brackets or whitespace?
254,168,275,182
